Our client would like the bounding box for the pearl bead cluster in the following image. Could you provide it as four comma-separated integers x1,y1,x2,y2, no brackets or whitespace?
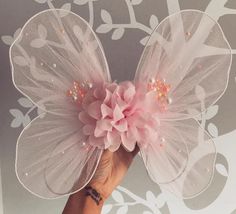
147,78,171,111
66,81,93,103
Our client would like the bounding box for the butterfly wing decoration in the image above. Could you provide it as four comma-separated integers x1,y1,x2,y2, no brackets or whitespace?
10,9,232,199
10,9,111,199
135,10,232,198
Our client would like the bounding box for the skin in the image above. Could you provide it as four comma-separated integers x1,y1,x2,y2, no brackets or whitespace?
62,145,139,214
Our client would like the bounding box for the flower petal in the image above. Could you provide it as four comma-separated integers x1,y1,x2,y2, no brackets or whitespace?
113,104,124,122
121,132,136,152
113,119,128,132
93,87,104,99
78,111,95,124
87,101,102,119
104,89,112,105
94,120,111,137
96,119,112,132
107,131,121,152
82,124,95,135
88,135,104,148
124,83,136,103
101,103,112,119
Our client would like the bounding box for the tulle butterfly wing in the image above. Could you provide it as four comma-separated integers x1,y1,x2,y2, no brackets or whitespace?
135,10,232,198
16,113,103,198
139,118,216,198
10,9,111,199
10,9,111,116
135,10,231,120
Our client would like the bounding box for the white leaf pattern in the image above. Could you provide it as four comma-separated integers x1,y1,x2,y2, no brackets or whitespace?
102,204,113,214
10,109,24,128
112,190,124,203
146,191,156,204
13,56,28,66
1,28,22,46
156,193,166,208
112,28,125,40
38,24,47,39
140,36,150,46
74,0,89,5
34,0,48,3
60,3,72,17
143,211,153,214
205,105,219,120
131,0,143,5
208,123,219,137
1,35,14,45
117,205,128,214
216,164,228,177
101,9,112,24
195,85,206,101
30,38,46,48
96,24,112,33
18,97,33,108
149,15,159,30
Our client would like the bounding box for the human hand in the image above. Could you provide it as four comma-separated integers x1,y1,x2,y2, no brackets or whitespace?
88,145,139,200
62,145,139,214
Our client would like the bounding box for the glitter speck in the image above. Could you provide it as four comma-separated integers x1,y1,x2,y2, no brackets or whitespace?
53,63,57,68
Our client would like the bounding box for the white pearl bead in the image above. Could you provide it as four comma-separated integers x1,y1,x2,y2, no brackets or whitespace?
167,97,172,104
160,137,165,142
150,78,155,83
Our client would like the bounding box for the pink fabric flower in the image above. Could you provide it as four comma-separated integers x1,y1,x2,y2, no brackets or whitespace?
78,81,160,152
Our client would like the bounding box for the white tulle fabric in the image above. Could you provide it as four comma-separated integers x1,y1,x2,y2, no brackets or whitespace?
10,9,232,199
